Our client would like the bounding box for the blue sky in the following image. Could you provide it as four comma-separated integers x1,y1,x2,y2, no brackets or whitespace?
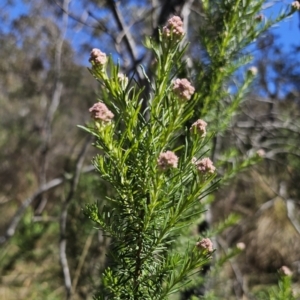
4,0,300,60
267,2,300,50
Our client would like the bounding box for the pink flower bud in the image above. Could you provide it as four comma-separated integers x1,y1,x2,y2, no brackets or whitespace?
89,102,114,123
292,1,300,10
190,119,207,137
236,242,246,250
117,73,129,88
196,238,213,252
256,149,265,158
194,157,216,174
173,78,195,101
162,16,184,40
247,66,258,76
89,48,107,66
157,151,178,171
279,266,293,276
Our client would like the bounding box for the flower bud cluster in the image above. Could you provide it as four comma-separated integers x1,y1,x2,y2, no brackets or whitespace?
196,238,214,252
89,102,114,123
292,1,300,10
193,157,216,175
256,149,265,158
236,242,246,250
279,265,293,276
247,66,258,76
117,73,129,89
162,16,184,40
89,48,107,66
190,119,207,138
157,151,179,171
173,78,195,101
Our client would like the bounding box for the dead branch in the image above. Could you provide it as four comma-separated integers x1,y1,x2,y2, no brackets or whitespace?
106,0,145,82
37,0,70,215
72,230,95,295
286,199,300,237
52,0,109,31
217,236,250,300
59,136,92,299
0,164,94,246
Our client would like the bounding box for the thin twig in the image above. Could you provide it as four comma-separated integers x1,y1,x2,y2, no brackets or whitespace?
286,200,300,237
37,0,70,214
52,0,108,31
151,0,159,29
217,237,252,300
107,0,144,82
0,177,62,245
71,230,95,295
181,0,194,42
59,136,92,299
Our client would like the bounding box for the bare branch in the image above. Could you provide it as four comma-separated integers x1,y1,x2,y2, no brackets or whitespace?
52,0,109,31
37,0,71,215
60,231,72,297
59,136,92,299
0,164,94,246
217,237,249,300
106,0,144,81
0,177,62,245
181,0,194,42
107,0,138,61
72,230,95,295
86,9,116,39
151,0,159,29
286,200,300,237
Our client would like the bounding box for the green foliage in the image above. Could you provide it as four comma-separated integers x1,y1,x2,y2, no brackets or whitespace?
80,1,298,299
1,0,298,299
82,28,219,299
195,0,295,132
256,273,297,300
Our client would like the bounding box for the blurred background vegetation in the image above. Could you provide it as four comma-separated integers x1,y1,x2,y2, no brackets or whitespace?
0,0,300,299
